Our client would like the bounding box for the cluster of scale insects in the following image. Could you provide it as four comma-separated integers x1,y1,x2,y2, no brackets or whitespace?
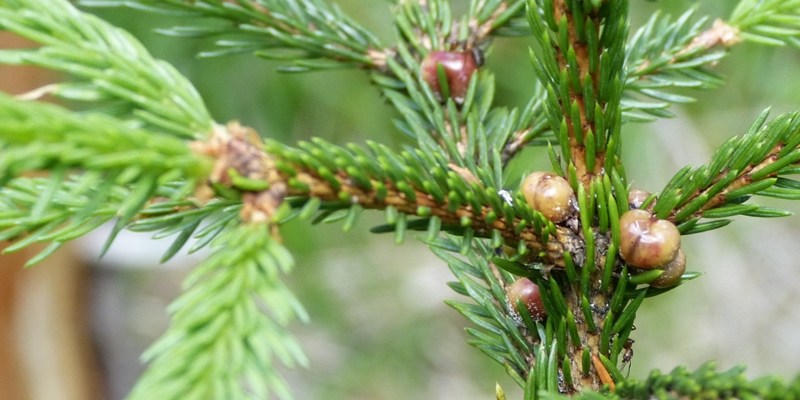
507,172,685,318
418,48,684,377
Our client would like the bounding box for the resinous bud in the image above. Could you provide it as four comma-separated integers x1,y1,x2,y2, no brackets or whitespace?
521,172,576,223
420,50,478,104
649,249,686,288
507,278,547,321
619,209,681,269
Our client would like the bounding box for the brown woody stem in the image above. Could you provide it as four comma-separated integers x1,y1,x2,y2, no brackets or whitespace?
545,2,619,393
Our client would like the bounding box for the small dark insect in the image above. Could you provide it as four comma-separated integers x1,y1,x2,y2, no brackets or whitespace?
621,339,635,377
471,46,485,67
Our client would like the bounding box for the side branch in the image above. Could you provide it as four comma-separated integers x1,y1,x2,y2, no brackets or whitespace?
653,110,800,228
669,144,782,222
631,18,741,78
191,122,584,266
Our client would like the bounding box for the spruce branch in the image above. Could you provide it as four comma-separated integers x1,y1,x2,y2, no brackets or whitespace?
392,0,528,55
542,362,800,400
198,125,660,395
129,222,308,400
0,0,214,138
0,93,211,180
527,0,629,187
77,0,546,170
625,0,800,122
506,5,708,162
649,109,800,234
83,0,530,71
435,237,536,387
0,91,214,261
339,1,543,173
82,0,385,71
82,0,543,172
0,175,231,266
0,175,123,266
0,3,312,397
624,9,736,122
496,6,746,161
379,46,549,175
730,0,800,47
192,121,577,266
501,1,798,160
0,110,307,398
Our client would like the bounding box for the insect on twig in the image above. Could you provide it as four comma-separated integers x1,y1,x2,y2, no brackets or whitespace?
621,339,634,377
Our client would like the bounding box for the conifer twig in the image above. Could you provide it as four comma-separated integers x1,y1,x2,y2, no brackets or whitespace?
650,109,800,232
525,1,637,393
128,223,308,400
528,0,628,188
631,19,741,78
730,0,800,47
468,0,528,44
81,0,385,71
192,121,583,267
0,0,214,138
552,0,605,185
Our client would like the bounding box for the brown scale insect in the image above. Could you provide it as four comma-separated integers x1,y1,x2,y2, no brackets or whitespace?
618,209,681,270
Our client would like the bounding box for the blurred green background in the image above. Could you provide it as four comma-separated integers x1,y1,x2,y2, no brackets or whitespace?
75,1,800,399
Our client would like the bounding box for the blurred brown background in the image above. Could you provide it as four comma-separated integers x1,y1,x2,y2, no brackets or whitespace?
0,33,101,400
1,1,800,399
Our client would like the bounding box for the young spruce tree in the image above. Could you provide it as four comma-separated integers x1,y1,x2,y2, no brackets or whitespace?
1,0,800,398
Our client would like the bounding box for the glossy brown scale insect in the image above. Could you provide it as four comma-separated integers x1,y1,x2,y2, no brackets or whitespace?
506,278,547,321
520,171,576,223
650,248,686,288
420,50,478,104
619,209,681,270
